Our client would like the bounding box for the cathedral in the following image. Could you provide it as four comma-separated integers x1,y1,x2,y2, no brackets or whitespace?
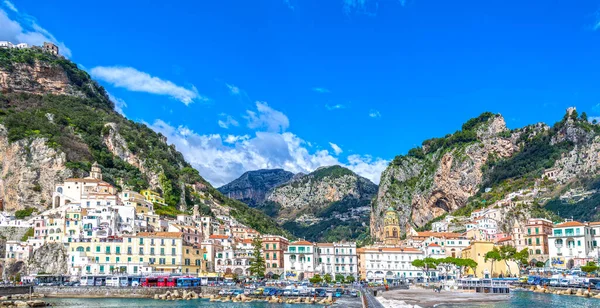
383,206,401,245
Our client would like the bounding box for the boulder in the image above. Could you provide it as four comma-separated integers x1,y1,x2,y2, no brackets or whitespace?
26,300,47,307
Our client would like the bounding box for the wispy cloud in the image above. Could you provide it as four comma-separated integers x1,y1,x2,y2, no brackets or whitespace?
0,4,72,57
90,66,205,105
284,0,295,10
594,11,600,31
226,83,240,95
325,104,346,110
218,114,239,129
150,120,388,186
245,102,290,132
313,87,330,93
108,93,127,116
3,0,17,12
343,0,408,16
369,109,381,118
329,142,343,155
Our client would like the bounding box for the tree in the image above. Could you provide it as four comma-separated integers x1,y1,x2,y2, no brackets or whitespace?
345,275,356,283
581,112,588,122
323,273,332,283
513,248,529,272
581,262,599,275
335,274,345,283
484,248,502,277
412,257,439,282
498,245,517,276
535,261,545,268
248,238,265,279
309,274,323,284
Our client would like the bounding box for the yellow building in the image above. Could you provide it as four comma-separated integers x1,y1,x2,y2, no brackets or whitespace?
120,190,154,214
67,232,204,276
182,245,207,275
384,207,401,246
461,241,519,278
140,189,166,206
64,206,83,242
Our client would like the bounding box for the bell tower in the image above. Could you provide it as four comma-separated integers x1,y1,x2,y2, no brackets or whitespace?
384,207,400,246
89,161,102,180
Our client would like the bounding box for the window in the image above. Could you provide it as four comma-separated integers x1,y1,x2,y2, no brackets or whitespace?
140,238,144,244
160,248,165,255
150,248,155,255
96,246,100,252
554,229,562,236
172,248,176,256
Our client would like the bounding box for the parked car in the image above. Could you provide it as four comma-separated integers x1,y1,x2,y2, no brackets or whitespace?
292,289,300,296
350,290,358,297
283,289,292,296
335,289,343,298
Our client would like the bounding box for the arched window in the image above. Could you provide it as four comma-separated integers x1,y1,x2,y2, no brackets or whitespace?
57,187,63,194
86,247,91,252
76,246,85,252
392,228,398,238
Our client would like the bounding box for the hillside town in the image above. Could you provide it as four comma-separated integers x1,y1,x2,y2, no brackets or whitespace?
1,162,599,286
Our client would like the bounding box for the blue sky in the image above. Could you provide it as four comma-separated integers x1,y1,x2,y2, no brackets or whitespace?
2,0,600,186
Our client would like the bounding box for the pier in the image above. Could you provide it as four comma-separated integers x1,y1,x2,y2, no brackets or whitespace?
457,278,511,294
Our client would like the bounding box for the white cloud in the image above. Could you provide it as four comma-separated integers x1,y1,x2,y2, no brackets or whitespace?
313,87,330,93
325,104,345,110
245,101,290,132
148,120,388,186
329,142,343,155
90,66,205,105
369,109,381,118
108,93,127,116
589,116,600,124
3,0,17,12
226,83,240,95
218,114,239,129
284,0,295,10
0,6,72,57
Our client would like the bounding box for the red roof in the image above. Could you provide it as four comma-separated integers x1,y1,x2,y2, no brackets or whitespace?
291,240,313,245
209,235,229,239
555,221,584,228
428,243,441,247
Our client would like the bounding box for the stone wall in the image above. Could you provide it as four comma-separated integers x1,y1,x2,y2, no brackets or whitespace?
34,286,220,298
0,286,31,296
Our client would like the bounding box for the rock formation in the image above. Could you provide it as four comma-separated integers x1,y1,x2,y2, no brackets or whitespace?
218,169,294,206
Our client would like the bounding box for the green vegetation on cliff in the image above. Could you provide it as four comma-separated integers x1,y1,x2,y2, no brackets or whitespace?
0,48,290,237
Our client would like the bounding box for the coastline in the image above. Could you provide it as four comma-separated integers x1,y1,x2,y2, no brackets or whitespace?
375,288,510,308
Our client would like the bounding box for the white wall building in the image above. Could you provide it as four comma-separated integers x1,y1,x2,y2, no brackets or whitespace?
548,221,600,269
315,242,358,279
284,241,317,281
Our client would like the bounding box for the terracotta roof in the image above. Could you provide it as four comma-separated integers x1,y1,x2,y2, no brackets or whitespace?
428,243,441,247
316,243,334,247
588,222,600,226
242,239,253,244
414,232,462,239
137,232,182,238
496,236,512,243
555,221,584,228
209,235,229,239
291,240,313,245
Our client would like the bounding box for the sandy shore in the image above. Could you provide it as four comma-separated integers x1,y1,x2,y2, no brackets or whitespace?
378,288,510,308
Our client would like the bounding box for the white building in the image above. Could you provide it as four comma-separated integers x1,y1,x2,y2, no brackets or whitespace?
548,221,600,269
0,41,28,49
5,240,32,261
315,242,358,279
284,240,317,281
358,247,435,283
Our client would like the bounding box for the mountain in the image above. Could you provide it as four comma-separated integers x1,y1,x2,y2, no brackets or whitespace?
371,108,600,240
262,165,378,243
218,169,294,206
0,47,291,238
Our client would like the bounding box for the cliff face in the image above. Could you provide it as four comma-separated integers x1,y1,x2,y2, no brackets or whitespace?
218,169,294,206
0,48,290,237
0,61,83,97
267,166,378,219
371,115,516,238
0,124,71,210
28,243,69,275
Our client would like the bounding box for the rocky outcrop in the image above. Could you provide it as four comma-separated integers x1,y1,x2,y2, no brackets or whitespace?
371,115,516,238
102,123,161,189
218,169,294,206
0,125,71,211
28,243,68,275
266,165,378,220
0,61,83,97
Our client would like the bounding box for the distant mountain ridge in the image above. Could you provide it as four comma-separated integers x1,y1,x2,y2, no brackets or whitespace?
221,165,378,243
218,169,294,206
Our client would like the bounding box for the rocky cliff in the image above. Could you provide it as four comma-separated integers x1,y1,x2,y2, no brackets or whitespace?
0,47,290,237
28,243,68,275
218,169,294,206
371,109,600,240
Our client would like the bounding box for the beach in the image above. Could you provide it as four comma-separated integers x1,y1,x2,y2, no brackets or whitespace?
377,288,510,308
